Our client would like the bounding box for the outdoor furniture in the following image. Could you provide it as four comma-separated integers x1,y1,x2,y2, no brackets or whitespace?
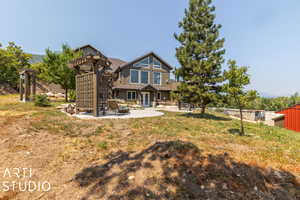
108,99,130,114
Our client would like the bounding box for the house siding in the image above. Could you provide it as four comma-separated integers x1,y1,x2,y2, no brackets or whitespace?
74,45,177,107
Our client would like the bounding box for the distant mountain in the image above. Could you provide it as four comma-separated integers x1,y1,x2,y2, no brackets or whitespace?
259,92,278,98
29,54,44,64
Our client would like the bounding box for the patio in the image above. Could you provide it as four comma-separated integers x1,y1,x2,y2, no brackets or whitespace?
64,107,164,119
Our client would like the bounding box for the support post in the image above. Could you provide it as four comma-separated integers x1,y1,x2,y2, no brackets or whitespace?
93,73,99,117
20,78,24,101
153,91,157,107
24,72,30,102
31,74,36,100
138,91,142,105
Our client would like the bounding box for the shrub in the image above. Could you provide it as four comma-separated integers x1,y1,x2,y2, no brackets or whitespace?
34,94,50,107
68,89,76,102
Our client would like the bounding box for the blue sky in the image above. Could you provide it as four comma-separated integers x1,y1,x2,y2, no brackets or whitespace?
1,0,300,96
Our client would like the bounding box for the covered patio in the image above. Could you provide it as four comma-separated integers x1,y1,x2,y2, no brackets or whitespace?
113,84,172,107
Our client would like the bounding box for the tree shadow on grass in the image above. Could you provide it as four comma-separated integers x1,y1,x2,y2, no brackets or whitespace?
180,113,231,121
73,140,300,200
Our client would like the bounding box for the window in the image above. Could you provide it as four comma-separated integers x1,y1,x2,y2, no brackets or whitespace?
153,72,161,85
140,71,149,84
153,58,161,68
130,69,139,83
133,57,150,67
127,91,136,100
157,92,161,100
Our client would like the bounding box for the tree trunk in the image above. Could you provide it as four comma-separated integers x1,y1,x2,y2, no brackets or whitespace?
65,88,68,102
239,107,245,136
201,105,206,114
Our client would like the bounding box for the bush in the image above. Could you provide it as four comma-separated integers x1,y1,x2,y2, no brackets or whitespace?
34,94,50,107
68,89,76,102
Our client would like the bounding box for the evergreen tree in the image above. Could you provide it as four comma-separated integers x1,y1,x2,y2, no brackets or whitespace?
224,60,257,136
174,0,225,113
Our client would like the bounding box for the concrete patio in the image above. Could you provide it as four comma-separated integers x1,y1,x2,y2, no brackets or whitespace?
66,108,164,119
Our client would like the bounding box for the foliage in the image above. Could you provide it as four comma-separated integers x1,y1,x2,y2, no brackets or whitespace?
248,93,300,111
68,89,76,102
36,44,81,102
174,0,225,114
34,94,50,107
215,92,300,111
223,60,257,136
0,42,31,88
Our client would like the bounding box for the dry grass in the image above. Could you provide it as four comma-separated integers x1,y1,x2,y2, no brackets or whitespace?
0,95,299,199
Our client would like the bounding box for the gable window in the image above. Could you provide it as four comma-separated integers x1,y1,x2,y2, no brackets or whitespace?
127,91,136,100
153,72,161,85
141,71,149,84
130,69,139,83
157,92,161,100
133,57,150,67
153,58,162,68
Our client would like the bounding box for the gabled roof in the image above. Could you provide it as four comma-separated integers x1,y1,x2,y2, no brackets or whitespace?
141,84,158,91
74,44,100,53
118,52,173,71
108,58,127,72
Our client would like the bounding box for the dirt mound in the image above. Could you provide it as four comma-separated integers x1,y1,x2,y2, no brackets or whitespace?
74,141,300,200
0,81,17,95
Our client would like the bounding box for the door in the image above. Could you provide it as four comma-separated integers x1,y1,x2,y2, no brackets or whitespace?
141,92,150,107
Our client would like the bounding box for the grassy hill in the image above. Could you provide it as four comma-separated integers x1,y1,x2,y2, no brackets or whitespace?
0,95,299,199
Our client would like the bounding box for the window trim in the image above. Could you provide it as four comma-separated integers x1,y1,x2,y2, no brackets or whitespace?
130,69,139,84
133,57,150,68
153,72,162,85
127,91,137,100
140,70,149,84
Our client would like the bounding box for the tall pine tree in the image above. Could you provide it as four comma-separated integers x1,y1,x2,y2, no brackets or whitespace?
174,0,225,113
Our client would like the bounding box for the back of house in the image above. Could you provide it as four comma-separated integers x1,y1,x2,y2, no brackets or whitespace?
75,44,178,107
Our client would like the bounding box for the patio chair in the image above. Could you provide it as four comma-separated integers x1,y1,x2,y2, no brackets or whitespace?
108,100,130,114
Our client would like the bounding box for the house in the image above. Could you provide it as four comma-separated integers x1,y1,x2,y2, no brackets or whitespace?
273,104,300,132
74,45,178,107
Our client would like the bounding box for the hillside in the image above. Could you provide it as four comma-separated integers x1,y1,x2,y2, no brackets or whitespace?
29,54,44,64
0,81,17,95
0,95,299,199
